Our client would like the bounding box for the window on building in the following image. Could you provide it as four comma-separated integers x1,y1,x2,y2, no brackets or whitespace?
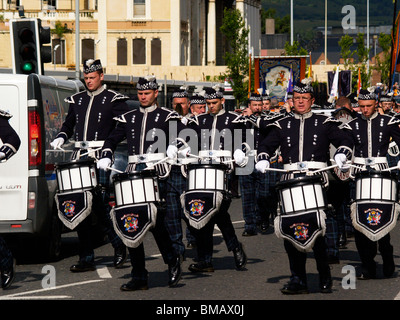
52,39,65,64
117,38,128,66
133,0,146,17
133,38,146,64
82,39,95,63
151,38,161,65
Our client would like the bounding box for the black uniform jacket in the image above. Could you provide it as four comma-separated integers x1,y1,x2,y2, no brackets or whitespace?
101,104,183,159
257,110,353,164
56,85,130,142
187,109,247,153
345,111,400,158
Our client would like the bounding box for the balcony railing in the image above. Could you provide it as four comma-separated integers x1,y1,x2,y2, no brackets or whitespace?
0,10,98,21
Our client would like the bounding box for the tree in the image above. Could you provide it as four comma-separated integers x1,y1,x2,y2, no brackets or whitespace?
220,8,250,105
374,33,392,87
338,34,355,69
284,41,308,56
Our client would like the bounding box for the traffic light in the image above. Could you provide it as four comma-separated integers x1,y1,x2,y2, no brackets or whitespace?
10,18,51,75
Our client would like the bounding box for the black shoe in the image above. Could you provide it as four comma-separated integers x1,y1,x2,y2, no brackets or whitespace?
114,245,127,268
242,229,257,237
1,259,15,289
70,261,96,273
188,261,214,273
320,277,333,293
233,243,247,270
281,279,309,295
120,279,148,291
168,256,182,287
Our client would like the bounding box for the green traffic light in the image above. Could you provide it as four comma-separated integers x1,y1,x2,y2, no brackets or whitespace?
22,62,34,72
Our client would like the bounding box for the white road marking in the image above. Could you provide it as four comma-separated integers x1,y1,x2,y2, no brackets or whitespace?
96,265,112,278
0,279,104,299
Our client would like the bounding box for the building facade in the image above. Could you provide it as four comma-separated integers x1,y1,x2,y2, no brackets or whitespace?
0,0,261,82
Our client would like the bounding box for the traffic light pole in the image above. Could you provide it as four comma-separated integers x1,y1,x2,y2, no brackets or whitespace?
75,0,80,80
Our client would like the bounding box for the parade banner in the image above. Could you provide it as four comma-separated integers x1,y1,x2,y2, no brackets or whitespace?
254,56,307,104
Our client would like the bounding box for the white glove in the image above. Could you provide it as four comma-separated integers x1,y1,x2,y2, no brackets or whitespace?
334,153,349,172
233,149,247,167
0,152,5,160
97,158,112,171
178,146,191,158
167,145,178,159
50,137,64,150
255,160,270,173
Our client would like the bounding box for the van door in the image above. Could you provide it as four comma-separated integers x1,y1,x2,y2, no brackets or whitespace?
0,75,29,221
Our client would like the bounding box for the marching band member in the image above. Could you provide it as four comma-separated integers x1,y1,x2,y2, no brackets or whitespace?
255,79,353,294
346,88,400,280
165,87,197,262
179,86,247,273
0,109,20,289
235,93,282,235
50,59,129,272
97,75,183,291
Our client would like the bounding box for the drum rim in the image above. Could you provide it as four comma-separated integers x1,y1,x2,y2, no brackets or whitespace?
355,169,398,180
112,169,158,182
55,158,96,168
275,175,323,190
187,163,228,170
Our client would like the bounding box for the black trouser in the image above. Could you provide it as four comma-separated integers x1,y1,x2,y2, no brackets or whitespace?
76,189,123,262
128,207,176,280
284,236,331,284
354,230,393,276
189,197,240,263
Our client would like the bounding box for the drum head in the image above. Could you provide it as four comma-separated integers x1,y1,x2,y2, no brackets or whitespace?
355,169,398,181
56,158,96,169
112,169,158,183
276,175,323,191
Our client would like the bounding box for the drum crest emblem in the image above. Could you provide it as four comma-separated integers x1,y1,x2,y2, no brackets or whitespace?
292,223,309,240
122,214,139,232
189,199,205,217
365,208,382,226
62,201,76,217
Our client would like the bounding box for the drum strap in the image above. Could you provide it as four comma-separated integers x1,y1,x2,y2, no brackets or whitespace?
350,200,400,241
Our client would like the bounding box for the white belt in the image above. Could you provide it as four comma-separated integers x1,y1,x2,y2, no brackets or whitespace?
353,157,388,166
129,153,165,163
283,161,327,171
75,141,104,149
168,158,198,165
199,150,232,158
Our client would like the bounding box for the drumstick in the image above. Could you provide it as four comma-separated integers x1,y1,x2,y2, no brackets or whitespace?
383,165,400,172
79,147,102,158
144,156,169,170
55,145,66,152
263,167,289,173
107,166,124,174
311,164,338,174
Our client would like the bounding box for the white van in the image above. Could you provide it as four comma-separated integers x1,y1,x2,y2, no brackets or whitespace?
0,73,84,261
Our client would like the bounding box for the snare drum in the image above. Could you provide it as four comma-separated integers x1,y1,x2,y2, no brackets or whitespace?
112,170,160,206
354,170,398,202
276,175,327,215
56,158,97,192
186,163,227,192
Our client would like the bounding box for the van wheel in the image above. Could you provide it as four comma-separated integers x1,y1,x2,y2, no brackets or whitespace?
37,214,62,262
